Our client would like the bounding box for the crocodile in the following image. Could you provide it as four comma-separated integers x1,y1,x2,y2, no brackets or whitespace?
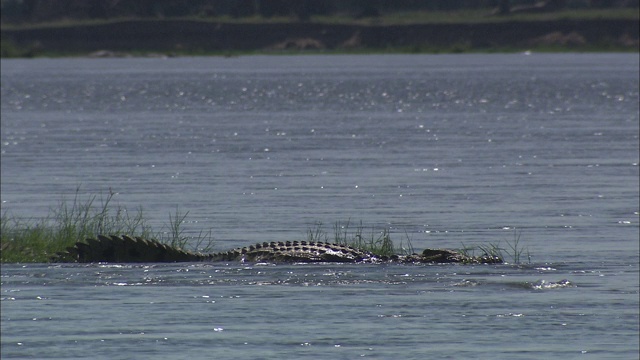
52,234,502,264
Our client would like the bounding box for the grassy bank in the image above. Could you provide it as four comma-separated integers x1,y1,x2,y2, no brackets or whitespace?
1,8,637,58
1,191,528,264
2,8,637,29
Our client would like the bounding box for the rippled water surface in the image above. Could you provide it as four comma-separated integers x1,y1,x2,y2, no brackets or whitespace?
1,54,639,359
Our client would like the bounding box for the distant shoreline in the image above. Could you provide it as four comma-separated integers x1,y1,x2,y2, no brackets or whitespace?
2,18,638,57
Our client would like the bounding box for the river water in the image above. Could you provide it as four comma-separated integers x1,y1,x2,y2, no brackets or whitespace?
1,54,638,359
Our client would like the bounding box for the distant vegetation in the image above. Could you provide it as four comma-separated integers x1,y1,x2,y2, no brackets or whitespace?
1,0,637,25
1,0,636,57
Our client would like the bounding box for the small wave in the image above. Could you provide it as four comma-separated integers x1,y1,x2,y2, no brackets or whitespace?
496,313,524,317
527,279,574,290
452,279,480,287
534,267,556,271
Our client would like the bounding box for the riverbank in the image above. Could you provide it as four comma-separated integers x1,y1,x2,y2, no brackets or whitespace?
2,15,638,57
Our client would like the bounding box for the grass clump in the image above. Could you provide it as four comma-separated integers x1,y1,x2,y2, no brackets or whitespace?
306,220,534,264
306,219,414,257
0,188,214,263
162,207,215,253
459,228,530,264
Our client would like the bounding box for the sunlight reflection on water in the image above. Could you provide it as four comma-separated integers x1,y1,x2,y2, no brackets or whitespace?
1,54,638,359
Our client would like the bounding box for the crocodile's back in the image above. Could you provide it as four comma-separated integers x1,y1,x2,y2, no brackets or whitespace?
56,235,205,263
53,235,501,264
210,241,376,263
54,236,376,263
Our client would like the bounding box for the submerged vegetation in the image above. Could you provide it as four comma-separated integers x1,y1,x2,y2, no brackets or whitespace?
1,190,528,264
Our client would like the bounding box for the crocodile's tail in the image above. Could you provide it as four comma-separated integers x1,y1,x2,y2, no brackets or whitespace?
54,235,205,263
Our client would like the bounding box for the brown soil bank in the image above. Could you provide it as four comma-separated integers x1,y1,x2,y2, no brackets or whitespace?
2,18,638,56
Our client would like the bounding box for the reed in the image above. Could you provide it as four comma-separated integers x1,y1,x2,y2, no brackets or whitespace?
161,207,215,253
459,228,530,264
306,219,414,257
0,188,214,263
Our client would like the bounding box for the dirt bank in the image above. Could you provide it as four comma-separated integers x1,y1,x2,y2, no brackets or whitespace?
2,18,638,56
